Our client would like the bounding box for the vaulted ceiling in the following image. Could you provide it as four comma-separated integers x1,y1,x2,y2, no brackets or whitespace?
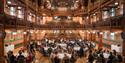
30,0,90,16
51,0,75,7
34,0,89,8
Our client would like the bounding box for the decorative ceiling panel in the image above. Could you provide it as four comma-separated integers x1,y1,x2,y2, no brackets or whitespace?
52,0,75,7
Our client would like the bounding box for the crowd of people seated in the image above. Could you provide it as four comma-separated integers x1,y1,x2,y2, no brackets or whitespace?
35,39,122,63
88,48,122,63
5,38,123,63
36,39,95,63
5,43,36,63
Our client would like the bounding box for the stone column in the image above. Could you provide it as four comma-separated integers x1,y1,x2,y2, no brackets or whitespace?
122,0,125,62
92,32,96,41
93,32,96,41
85,31,87,41
23,31,28,49
35,32,37,41
0,30,6,63
89,32,92,41
23,0,28,49
123,0,125,16
98,0,103,25
0,0,5,63
0,0,4,15
121,30,125,63
123,36,125,63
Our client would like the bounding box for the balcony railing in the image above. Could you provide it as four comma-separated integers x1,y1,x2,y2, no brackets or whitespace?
88,15,123,29
89,0,114,13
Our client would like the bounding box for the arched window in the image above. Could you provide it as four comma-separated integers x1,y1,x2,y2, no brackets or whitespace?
10,7,16,16
110,8,115,17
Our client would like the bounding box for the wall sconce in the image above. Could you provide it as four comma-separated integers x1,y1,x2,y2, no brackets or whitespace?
12,32,17,35
7,1,11,4
100,32,103,34
115,2,118,5
23,32,27,34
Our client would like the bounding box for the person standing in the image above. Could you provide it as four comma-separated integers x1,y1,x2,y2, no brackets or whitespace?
8,51,17,63
54,52,60,63
117,54,122,63
88,51,94,63
79,46,84,58
17,52,25,63
107,52,115,63
103,50,110,63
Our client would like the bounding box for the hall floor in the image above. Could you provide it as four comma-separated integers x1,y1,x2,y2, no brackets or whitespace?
34,51,88,63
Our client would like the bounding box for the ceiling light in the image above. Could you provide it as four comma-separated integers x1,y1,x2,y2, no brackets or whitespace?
43,13,46,16
30,31,33,33
93,31,95,33
86,16,89,19
54,16,58,19
47,0,49,2
69,31,72,33
79,39,82,42
7,1,11,4
13,32,17,35
76,1,79,2
6,30,11,33
100,32,103,34
80,31,84,33
67,16,71,19
111,32,115,35
18,30,21,33
93,13,96,16
88,32,90,34
41,31,45,33
115,2,118,5
18,7,22,9
23,32,27,34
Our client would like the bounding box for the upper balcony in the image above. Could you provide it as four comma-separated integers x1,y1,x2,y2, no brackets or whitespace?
83,0,124,30
1,0,44,29
88,0,116,13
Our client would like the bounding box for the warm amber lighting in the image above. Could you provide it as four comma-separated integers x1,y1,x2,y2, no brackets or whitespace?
23,32,27,34
115,2,118,5
100,32,103,34
12,32,17,35
7,1,11,4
